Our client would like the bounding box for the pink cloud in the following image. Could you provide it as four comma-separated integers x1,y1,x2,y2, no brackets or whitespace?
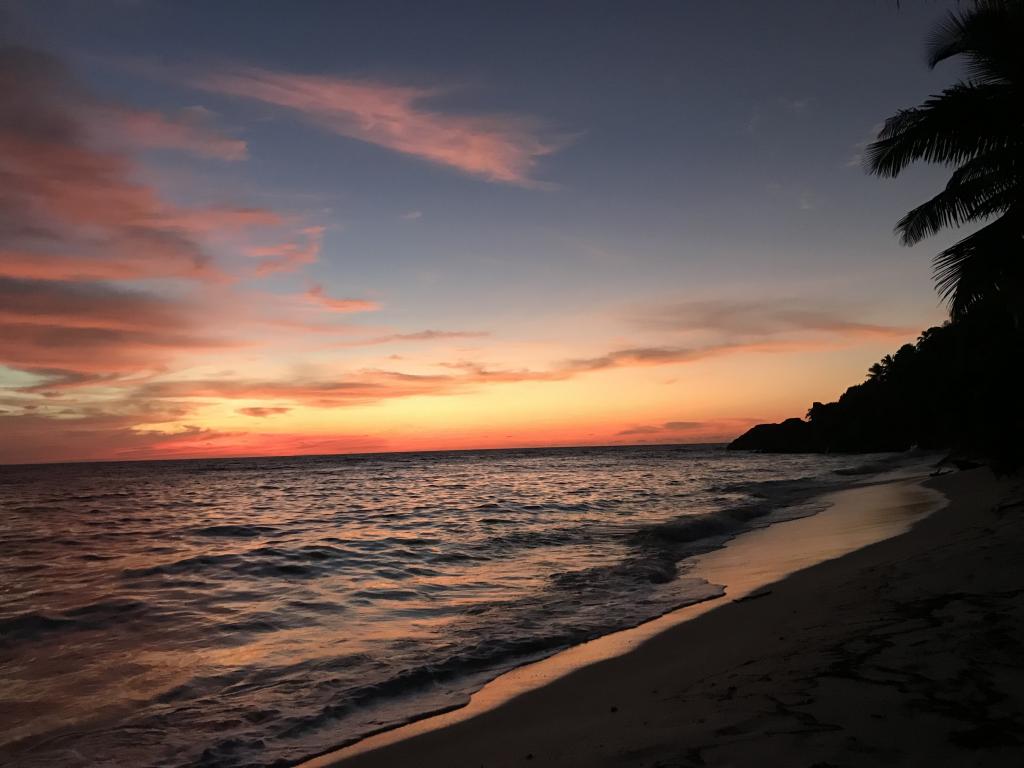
248,226,324,275
164,206,284,234
0,47,313,289
306,283,380,313
0,47,297,285
0,249,201,282
90,104,248,161
198,68,565,185
0,130,220,281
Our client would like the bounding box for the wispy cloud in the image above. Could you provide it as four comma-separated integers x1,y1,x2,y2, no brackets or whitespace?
248,226,324,276
197,67,566,185
340,329,489,346
136,371,458,408
628,298,913,340
237,406,291,417
845,122,885,169
386,330,485,341
616,418,761,441
618,421,703,435
780,96,811,114
305,283,380,313
91,104,248,161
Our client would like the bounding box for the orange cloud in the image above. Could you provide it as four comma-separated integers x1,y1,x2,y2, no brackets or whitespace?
0,411,172,465
237,406,291,417
136,370,457,408
119,342,794,412
1,321,906,462
198,68,565,185
306,283,380,313
0,278,233,379
0,408,389,464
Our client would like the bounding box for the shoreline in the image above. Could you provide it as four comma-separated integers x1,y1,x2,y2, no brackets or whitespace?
301,466,993,767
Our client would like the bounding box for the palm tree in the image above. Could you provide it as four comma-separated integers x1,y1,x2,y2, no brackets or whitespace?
865,0,1024,319
867,355,894,381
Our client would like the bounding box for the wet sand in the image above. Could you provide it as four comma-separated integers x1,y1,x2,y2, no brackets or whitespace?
304,467,1024,767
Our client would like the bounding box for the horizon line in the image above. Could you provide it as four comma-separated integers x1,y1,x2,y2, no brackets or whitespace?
0,440,732,470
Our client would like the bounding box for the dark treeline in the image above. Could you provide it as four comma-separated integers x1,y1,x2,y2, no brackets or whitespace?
731,1,1024,470
728,311,1024,471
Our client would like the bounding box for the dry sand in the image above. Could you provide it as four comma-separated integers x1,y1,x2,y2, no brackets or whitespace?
307,468,1024,767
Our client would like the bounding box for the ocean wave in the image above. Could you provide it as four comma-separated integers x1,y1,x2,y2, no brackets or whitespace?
190,524,281,538
0,599,171,646
0,446,903,768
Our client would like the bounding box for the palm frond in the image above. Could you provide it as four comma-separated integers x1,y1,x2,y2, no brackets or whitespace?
897,175,1020,245
877,0,1024,320
927,1,1024,85
865,83,1021,178
933,210,1024,319
926,11,968,68
947,149,1024,186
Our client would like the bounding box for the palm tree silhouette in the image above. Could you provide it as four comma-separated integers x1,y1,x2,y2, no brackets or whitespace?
865,0,1023,319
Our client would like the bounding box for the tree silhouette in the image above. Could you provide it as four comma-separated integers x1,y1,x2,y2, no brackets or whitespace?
730,2,1024,471
865,0,1024,320
732,319,1023,471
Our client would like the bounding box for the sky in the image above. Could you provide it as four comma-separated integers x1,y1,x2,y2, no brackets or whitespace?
0,0,966,464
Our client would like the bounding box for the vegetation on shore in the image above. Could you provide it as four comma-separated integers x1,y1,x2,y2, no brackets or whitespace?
728,312,1023,470
730,1,1023,469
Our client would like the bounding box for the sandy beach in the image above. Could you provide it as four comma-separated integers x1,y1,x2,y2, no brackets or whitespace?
307,467,1024,767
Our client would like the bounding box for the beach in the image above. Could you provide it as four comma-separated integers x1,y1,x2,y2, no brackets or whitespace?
310,467,1024,767
5,2,1024,767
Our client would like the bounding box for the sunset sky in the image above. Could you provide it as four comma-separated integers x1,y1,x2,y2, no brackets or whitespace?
0,0,962,464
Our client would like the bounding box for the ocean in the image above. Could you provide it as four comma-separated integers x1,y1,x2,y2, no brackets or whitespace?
0,445,900,767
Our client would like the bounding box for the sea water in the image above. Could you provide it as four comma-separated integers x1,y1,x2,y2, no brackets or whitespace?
0,445,903,767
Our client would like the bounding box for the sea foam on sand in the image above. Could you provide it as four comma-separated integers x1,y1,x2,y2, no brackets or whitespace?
308,468,1024,767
